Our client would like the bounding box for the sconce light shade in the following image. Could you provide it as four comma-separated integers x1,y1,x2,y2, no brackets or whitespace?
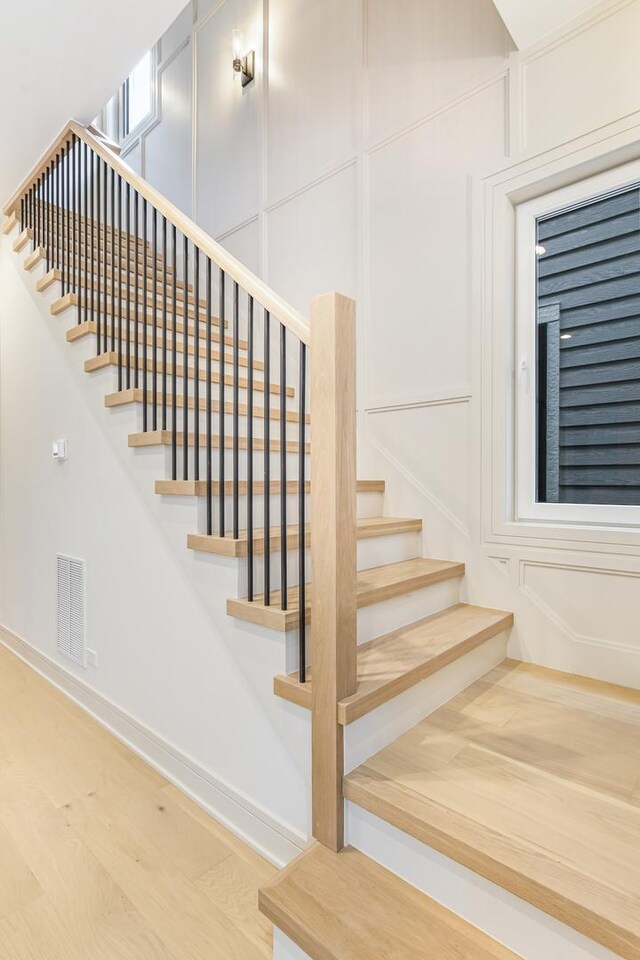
232,30,255,87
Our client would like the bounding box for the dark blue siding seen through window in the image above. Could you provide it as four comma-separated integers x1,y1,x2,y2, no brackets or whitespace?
536,184,640,506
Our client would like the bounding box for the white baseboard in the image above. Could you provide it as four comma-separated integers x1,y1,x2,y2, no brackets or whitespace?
0,624,307,868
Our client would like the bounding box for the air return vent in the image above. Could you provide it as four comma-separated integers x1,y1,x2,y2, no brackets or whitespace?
57,555,86,667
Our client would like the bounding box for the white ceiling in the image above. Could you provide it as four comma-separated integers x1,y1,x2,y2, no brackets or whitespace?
491,0,605,49
0,0,189,202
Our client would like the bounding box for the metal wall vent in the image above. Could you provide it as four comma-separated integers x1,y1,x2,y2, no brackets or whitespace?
57,555,86,667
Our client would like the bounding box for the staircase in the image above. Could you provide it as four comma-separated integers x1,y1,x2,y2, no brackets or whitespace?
3,122,640,960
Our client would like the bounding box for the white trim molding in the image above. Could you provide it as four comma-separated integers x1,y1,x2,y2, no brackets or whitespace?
480,107,640,554
0,623,306,868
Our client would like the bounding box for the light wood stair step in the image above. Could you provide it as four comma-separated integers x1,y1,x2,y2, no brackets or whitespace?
24,246,47,270
67,321,261,371
155,478,382,496
12,227,32,252
108,387,309,425
85,352,294,397
344,660,640,960
66,318,246,353
227,557,465,632
188,516,422,558
52,291,222,327
129,429,309,454
258,843,522,960
38,263,190,297
275,603,513,723
2,212,18,235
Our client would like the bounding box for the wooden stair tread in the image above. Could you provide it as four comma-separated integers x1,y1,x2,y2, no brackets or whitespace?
258,843,522,960
344,660,640,960
2,212,18,235
52,291,221,326
108,388,309,425
187,516,421,557
86,352,294,397
227,557,465,631
275,603,513,723
67,321,262,371
154,478,383,496
129,429,309,453
67,318,247,352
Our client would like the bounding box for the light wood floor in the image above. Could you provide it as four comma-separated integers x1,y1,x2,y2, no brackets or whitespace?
0,643,276,959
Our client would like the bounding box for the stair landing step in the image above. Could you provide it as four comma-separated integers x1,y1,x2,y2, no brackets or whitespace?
259,843,522,960
275,603,513,723
227,557,465,632
344,660,640,960
188,516,421,558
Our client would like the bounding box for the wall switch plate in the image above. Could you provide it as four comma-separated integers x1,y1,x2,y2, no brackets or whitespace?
52,439,68,461
86,649,98,667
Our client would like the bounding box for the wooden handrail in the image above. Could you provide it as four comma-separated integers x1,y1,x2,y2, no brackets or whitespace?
3,120,310,345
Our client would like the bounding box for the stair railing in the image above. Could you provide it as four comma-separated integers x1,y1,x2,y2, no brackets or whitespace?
4,119,358,851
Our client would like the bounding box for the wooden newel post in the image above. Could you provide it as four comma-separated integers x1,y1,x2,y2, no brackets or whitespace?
310,291,358,852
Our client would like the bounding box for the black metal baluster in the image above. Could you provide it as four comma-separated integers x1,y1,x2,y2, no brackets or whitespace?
134,191,139,389
117,175,124,390
171,224,178,479
182,235,189,480
162,216,168,430
126,182,131,389
233,281,239,539
74,141,80,318
46,163,51,271
110,168,115,351
143,199,148,431
206,257,213,535
264,310,271,605
95,152,101,354
218,271,226,536
247,297,254,601
102,160,108,353
83,143,89,326
280,324,287,609
63,142,69,295
90,151,95,330
34,178,39,251
152,208,158,430
55,153,60,274
298,342,307,681
20,195,25,233
59,149,64,293
194,247,200,481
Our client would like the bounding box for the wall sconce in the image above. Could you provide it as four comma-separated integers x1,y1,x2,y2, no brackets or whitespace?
232,30,255,88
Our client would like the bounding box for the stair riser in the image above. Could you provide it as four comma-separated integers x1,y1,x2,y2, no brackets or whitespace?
273,930,310,960
279,578,462,675
192,491,384,530
344,801,611,960
344,631,508,774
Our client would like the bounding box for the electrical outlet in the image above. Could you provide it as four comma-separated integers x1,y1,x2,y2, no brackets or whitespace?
86,649,98,667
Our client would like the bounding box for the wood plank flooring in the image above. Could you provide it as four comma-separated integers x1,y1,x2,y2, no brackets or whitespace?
0,643,276,959
345,659,640,960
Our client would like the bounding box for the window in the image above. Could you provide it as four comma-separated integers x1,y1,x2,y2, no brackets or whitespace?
121,51,154,141
516,164,640,526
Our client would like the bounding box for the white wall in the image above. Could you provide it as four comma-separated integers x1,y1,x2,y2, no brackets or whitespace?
111,0,640,688
0,243,310,865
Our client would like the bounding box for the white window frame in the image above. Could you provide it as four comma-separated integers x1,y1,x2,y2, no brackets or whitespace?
119,46,158,148
515,159,640,529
